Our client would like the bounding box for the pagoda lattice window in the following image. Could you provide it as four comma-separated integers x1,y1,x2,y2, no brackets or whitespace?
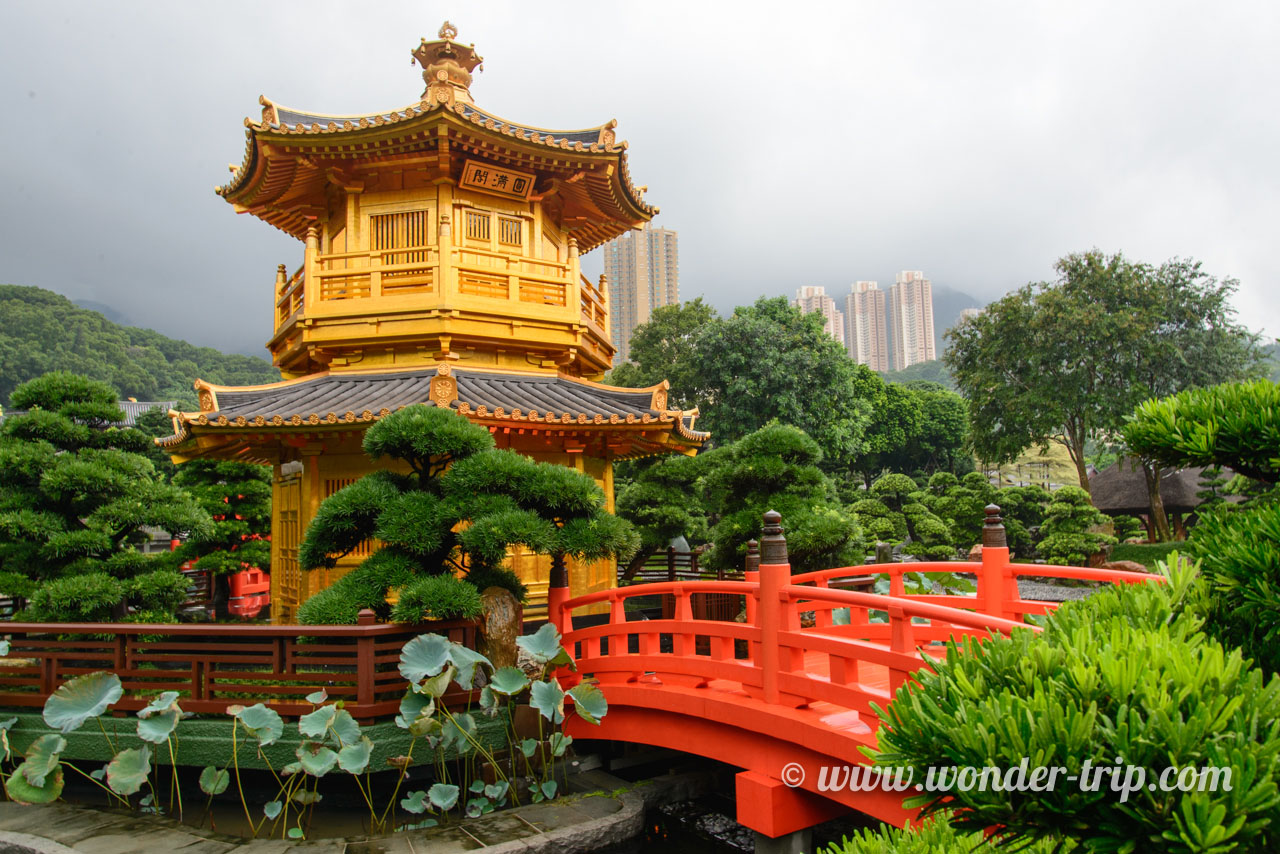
370,210,433,295
465,210,491,242
497,216,522,247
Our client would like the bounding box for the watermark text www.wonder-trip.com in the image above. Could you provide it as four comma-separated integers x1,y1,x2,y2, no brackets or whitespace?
780,759,1232,804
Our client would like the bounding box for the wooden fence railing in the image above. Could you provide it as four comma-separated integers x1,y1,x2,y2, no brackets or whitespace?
0,614,478,720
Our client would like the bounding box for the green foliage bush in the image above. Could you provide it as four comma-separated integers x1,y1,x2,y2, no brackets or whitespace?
699,423,863,571
1125,379,1280,486
124,570,190,613
296,584,364,626
1110,513,1145,542
1191,502,1280,674
1035,485,1115,565
874,558,1280,852
26,573,123,622
818,813,1070,854
463,566,528,604
390,574,484,623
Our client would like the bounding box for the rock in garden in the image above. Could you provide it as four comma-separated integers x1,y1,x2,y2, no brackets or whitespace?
478,586,521,668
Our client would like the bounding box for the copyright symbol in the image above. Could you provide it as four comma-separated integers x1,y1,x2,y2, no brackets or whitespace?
781,763,805,787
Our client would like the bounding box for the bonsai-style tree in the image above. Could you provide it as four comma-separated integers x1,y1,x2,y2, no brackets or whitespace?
171,460,272,618
297,405,637,624
699,423,862,573
614,453,708,580
0,372,212,620
1035,486,1115,566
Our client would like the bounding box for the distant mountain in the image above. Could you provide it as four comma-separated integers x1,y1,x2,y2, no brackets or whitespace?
0,285,280,407
879,359,956,391
73,298,132,327
932,285,983,359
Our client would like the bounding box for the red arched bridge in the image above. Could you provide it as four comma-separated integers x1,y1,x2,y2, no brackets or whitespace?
549,506,1158,840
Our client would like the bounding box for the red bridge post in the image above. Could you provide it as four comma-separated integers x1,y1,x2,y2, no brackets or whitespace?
548,553,569,638
758,511,788,706
979,504,1014,620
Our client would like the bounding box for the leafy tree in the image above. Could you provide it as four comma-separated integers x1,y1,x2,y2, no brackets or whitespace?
862,474,956,560
0,285,279,404
297,405,637,623
0,372,212,619
699,424,861,573
605,298,717,411
612,297,872,472
171,460,272,619
1035,486,1115,566
847,368,922,487
946,252,1260,505
614,454,708,580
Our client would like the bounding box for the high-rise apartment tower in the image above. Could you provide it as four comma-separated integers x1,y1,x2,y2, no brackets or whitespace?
887,271,936,371
844,281,889,371
602,223,679,362
793,286,846,348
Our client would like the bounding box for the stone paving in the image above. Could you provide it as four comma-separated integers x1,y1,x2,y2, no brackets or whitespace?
0,776,644,854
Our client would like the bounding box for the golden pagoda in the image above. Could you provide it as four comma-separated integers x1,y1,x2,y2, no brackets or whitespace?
160,23,707,621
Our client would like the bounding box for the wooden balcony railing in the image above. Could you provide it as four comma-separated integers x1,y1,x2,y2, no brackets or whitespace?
579,274,609,341
0,616,479,720
274,265,305,331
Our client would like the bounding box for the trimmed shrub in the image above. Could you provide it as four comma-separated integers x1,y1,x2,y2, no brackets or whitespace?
819,813,1070,853
26,573,123,622
1035,485,1115,565
390,574,483,623
464,565,528,604
297,584,364,626
1191,502,1280,674
124,570,189,614
873,558,1280,852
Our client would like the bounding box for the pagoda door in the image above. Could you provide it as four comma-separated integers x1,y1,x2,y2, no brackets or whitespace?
271,468,303,622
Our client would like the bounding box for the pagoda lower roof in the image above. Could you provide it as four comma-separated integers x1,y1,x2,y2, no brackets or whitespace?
159,366,707,448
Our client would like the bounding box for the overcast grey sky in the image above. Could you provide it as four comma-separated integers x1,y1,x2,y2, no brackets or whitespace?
2,1,1276,358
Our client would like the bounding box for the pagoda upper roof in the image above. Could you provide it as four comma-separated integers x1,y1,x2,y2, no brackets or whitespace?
159,366,707,457
217,28,658,252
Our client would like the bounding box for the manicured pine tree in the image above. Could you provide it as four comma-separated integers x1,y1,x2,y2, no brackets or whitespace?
297,405,637,624
0,372,212,620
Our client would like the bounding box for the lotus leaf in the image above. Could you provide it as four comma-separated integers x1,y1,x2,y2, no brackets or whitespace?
516,623,573,670
337,737,373,774
263,800,282,820
106,746,151,796
199,766,230,795
292,789,322,804
489,667,529,696
0,716,15,762
540,780,558,800
287,827,305,839
298,705,336,739
5,764,63,805
418,663,456,699
280,761,302,777
296,743,338,777
428,782,459,811
305,688,328,705
400,790,428,814
567,682,608,725
22,734,66,786
409,713,442,739
137,709,180,744
234,703,284,746
441,712,477,753
399,634,452,682
465,796,489,818
484,781,508,802
520,738,538,758
42,672,122,733
329,708,362,747
530,680,566,724
448,645,491,690
140,692,181,716
0,640,9,656
468,778,486,794
550,732,573,757
397,691,434,730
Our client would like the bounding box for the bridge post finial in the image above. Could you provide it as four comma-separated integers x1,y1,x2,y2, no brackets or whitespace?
760,510,788,565
745,539,760,574
982,504,1007,549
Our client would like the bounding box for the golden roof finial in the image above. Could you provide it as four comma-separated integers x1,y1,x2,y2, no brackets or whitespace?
412,24,484,107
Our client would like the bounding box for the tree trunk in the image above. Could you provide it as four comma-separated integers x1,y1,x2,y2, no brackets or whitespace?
1067,439,1091,494
1141,461,1172,542
620,544,658,582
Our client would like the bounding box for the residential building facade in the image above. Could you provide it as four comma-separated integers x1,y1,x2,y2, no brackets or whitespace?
887,271,936,370
602,223,680,362
844,281,890,371
793,286,846,348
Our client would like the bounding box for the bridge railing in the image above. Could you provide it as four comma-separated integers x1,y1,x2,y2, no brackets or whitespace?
550,505,1161,720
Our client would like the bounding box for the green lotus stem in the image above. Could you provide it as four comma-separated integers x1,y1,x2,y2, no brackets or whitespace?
167,735,183,820
376,735,417,829
230,722,255,836
95,718,116,754
441,706,510,791
64,761,130,808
